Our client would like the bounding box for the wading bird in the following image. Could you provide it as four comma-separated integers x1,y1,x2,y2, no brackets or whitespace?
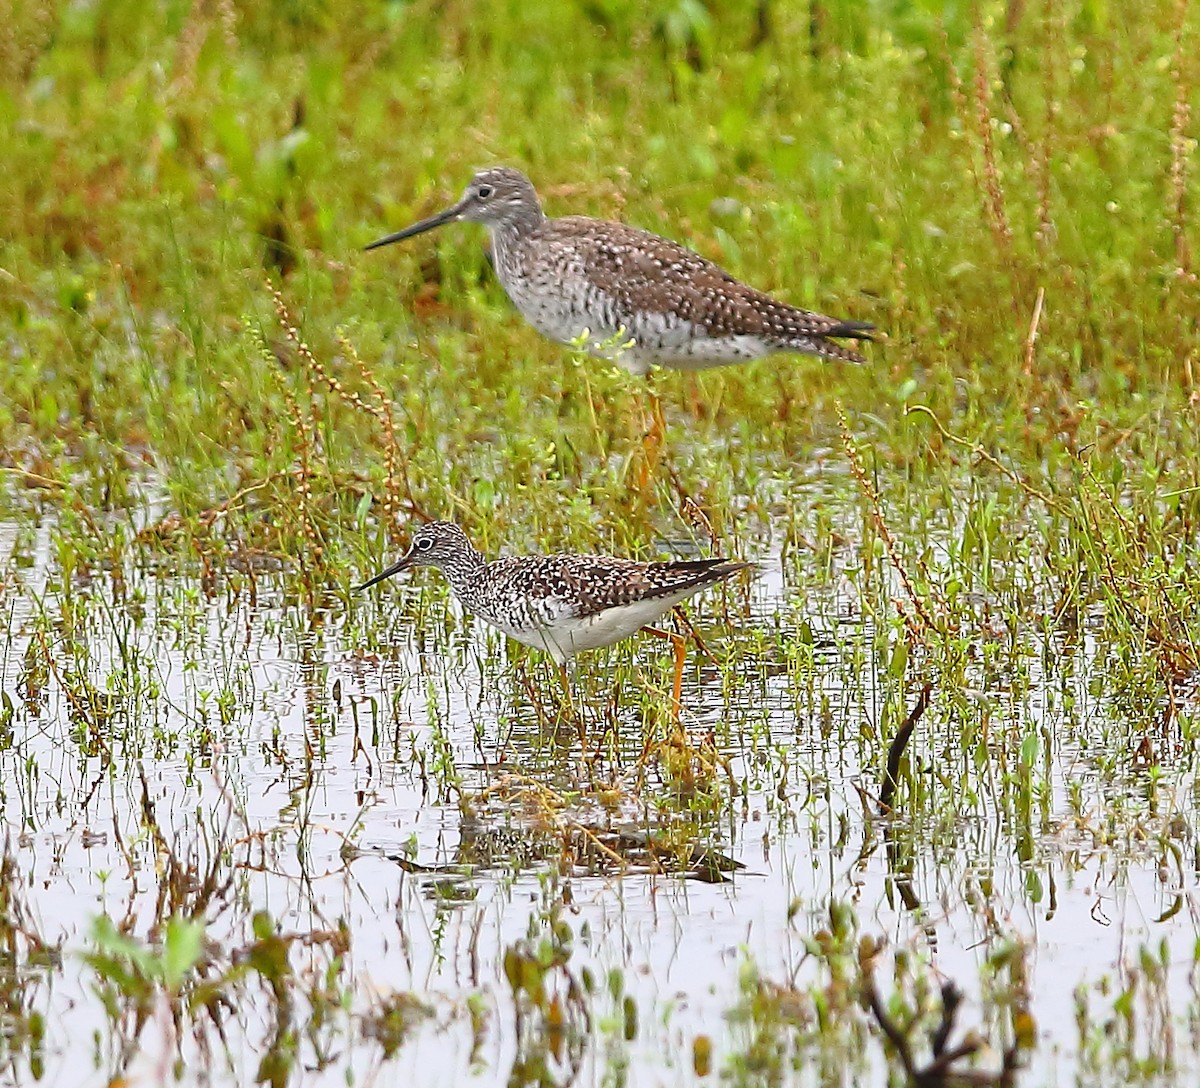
356,520,748,716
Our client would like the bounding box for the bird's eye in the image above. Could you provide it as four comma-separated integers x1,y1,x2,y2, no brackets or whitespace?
476,185,494,199
416,537,434,551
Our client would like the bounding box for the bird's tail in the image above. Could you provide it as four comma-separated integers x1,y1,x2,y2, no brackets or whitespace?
801,336,869,365
826,319,875,341
779,319,876,364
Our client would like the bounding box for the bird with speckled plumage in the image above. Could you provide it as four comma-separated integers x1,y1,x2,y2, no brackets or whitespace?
356,520,749,715
366,167,874,376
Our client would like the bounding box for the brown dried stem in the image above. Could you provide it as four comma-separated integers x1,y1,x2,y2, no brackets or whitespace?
905,404,1069,515
972,19,1013,252
336,331,427,529
838,405,940,633
1168,0,1195,280
259,294,322,574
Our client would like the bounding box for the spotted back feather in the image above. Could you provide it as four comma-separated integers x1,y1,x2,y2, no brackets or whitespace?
484,553,749,620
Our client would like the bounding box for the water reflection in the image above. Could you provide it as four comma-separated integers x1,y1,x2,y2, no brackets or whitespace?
0,519,1197,1086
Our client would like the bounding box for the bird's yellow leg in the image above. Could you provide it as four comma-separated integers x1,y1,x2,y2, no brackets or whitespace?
643,625,688,720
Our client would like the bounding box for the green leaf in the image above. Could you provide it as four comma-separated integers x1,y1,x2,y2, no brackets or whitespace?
90,914,154,978
162,916,206,991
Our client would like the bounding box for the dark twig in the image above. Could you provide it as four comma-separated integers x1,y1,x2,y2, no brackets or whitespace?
880,683,933,814
866,965,1022,1086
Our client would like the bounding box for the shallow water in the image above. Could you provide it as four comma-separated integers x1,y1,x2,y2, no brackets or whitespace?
1,499,1198,1087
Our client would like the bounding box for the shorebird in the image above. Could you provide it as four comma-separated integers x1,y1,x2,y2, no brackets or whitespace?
356,520,748,716
366,166,874,376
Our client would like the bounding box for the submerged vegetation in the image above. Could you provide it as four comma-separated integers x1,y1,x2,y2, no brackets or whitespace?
2,0,1200,1084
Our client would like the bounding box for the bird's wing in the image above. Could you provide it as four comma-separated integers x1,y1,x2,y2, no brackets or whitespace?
494,554,743,620
543,217,854,340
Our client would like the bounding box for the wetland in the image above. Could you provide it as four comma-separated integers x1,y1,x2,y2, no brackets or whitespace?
2,2,1200,1085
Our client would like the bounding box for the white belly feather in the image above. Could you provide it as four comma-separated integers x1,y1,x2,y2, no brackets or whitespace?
511,290,772,375
485,588,704,664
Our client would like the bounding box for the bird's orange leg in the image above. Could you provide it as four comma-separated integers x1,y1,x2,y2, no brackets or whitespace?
557,663,576,718
556,660,594,747
671,605,719,667
634,384,666,494
643,624,688,719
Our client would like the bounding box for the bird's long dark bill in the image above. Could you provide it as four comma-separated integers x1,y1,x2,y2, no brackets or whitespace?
364,202,464,251
354,552,414,591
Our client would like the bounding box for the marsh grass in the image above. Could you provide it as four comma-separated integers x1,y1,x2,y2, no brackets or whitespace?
3,0,1200,1085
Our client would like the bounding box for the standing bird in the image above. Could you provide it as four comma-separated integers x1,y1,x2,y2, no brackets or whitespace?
356,520,748,716
366,166,873,376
